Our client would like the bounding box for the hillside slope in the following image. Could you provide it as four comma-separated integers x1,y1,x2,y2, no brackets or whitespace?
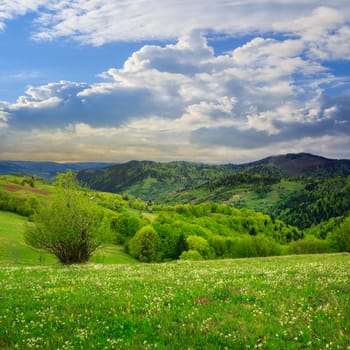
77,160,236,201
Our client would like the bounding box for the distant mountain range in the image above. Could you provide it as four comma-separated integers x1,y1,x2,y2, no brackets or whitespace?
0,160,116,179
76,153,350,201
1,153,350,189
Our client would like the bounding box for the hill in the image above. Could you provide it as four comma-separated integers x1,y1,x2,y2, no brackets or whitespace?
77,153,350,201
250,153,350,178
76,153,350,230
0,160,116,179
77,160,236,201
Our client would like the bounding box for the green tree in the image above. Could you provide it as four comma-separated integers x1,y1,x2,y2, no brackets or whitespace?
175,233,188,258
186,235,209,258
24,171,104,264
128,225,161,262
180,249,202,260
327,216,350,252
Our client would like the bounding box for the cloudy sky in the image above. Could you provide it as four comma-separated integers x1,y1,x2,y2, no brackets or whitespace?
0,1,349,163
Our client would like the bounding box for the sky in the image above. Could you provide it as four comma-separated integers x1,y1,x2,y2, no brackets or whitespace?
0,1,350,164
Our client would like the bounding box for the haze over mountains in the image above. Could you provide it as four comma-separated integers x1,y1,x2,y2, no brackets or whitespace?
0,161,116,179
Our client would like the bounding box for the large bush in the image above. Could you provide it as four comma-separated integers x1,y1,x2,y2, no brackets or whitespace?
24,172,104,264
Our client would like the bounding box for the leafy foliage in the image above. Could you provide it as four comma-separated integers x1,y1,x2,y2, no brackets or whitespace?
128,225,161,262
24,172,105,264
327,216,350,252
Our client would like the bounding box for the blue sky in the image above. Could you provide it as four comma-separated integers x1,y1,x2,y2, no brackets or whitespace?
0,1,349,163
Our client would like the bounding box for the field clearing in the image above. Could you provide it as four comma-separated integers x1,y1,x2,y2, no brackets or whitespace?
0,254,349,349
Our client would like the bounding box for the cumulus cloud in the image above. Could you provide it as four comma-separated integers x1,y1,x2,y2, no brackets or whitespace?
1,3,350,162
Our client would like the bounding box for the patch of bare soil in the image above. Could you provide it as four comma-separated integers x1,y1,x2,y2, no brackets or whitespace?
5,184,52,195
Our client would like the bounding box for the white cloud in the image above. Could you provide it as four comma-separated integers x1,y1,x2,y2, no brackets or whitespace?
275,6,350,61
1,4,350,162
0,1,349,46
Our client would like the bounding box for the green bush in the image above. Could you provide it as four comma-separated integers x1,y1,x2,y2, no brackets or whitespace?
210,235,228,257
186,235,209,258
128,226,161,262
253,234,282,257
25,172,104,264
287,235,332,255
327,217,350,252
179,249,203,260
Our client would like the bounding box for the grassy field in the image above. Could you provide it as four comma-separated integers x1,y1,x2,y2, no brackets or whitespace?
0,254,349,349
0,211,56,265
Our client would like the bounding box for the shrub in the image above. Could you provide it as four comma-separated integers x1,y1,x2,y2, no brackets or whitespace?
253,234,282,257
128,226,161,262
25,172,104,264
186,235,210,258
179,249,203,260
287,235,332,255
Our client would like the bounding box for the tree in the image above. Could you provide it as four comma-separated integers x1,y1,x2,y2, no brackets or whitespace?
186,235,209,258
24,171,104,264
327,216,350,252
175,233,188,258
128,225,161,262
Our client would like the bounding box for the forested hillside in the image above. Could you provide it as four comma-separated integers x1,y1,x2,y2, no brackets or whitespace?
269,176,350,229
77,160,236,200
76,154,350,233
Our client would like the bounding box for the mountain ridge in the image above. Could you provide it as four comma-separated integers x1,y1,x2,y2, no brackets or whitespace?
76,153,350,201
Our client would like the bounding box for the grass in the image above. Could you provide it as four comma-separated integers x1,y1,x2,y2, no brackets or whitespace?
0,210,137,265
0,211,56,265
0,254,349,349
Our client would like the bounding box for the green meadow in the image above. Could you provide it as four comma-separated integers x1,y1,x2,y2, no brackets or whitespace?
0,189,349,349
0,249,349,348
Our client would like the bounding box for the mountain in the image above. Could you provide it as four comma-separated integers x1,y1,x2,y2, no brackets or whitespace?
249,153,350,178
77,153,350,202
0,160,116,179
